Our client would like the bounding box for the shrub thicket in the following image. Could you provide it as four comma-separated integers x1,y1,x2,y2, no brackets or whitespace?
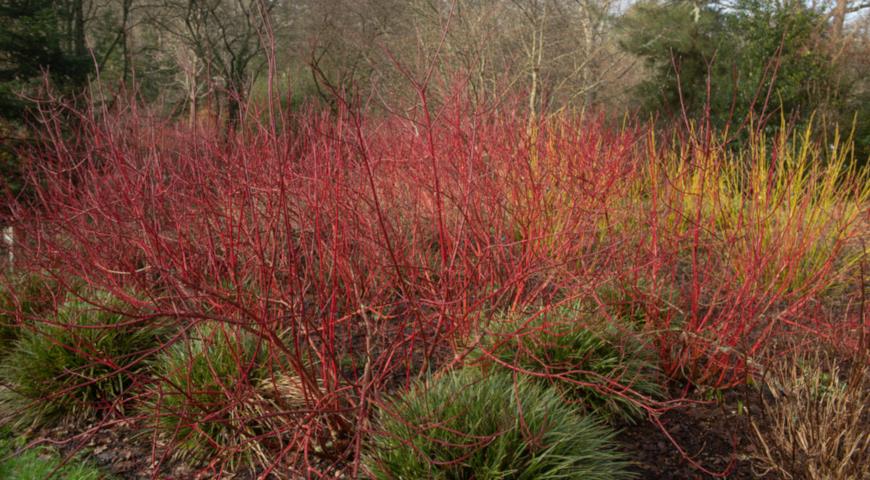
3,88,866,472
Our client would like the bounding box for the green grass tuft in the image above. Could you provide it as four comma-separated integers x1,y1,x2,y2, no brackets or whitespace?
0,274,57,356
365,368,635,480
0,431,109,479
143,322,269,465
0,291,163,429
481,305,662,423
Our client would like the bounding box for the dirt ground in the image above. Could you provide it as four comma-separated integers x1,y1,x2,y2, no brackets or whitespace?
618,387,769,479
40,390,769,479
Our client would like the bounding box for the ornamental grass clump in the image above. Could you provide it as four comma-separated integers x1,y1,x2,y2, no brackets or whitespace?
749,349,868,480
365,368,635,480
0,273,57,356
480,304,662,423
0,291,163,429
143,323,272,466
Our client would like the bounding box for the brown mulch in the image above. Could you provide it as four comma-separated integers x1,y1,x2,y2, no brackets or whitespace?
37,392,771,480
617,387,773,480
33,419,207,479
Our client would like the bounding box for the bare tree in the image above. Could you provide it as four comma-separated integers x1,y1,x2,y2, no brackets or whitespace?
827,0,870,41
442,0,634,114
144,0,277,126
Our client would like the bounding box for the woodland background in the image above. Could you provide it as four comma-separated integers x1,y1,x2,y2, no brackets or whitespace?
2,0,870,190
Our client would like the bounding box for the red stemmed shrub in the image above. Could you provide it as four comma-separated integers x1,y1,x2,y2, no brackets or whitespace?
2,87,865,476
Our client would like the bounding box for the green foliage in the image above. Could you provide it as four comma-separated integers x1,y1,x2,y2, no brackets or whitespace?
366,368,635,480
0,431,108,480
0,273,56,355
0,291,162,429
619,0,729,118
725,0,829,117
481,305,662,423
0,0,91,196
0,0,90,116
620,0,832,130
143,323,268,463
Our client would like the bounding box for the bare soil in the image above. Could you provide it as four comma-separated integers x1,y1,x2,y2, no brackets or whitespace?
618,387,770,479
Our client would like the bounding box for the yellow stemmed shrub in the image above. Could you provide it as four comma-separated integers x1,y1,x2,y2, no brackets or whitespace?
657,121,867,298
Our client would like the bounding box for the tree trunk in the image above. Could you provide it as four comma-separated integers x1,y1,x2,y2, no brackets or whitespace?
833,0,847,42
226,77,245,132
188,56,198,128
73,0,86,58
122,0,133,81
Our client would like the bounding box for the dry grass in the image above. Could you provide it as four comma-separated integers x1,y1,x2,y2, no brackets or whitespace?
749,349,869,480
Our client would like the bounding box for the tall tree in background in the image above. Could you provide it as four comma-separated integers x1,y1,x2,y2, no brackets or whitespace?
816,0,870,163
826,0,870,41
88,0,134,83
147,0,277,128
725,0,830,125
0,0,90,116
619,0,728,121
620,0,838,134
1,0,868,163
0,0,92,196
837,7,870,163
439,0,634,114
